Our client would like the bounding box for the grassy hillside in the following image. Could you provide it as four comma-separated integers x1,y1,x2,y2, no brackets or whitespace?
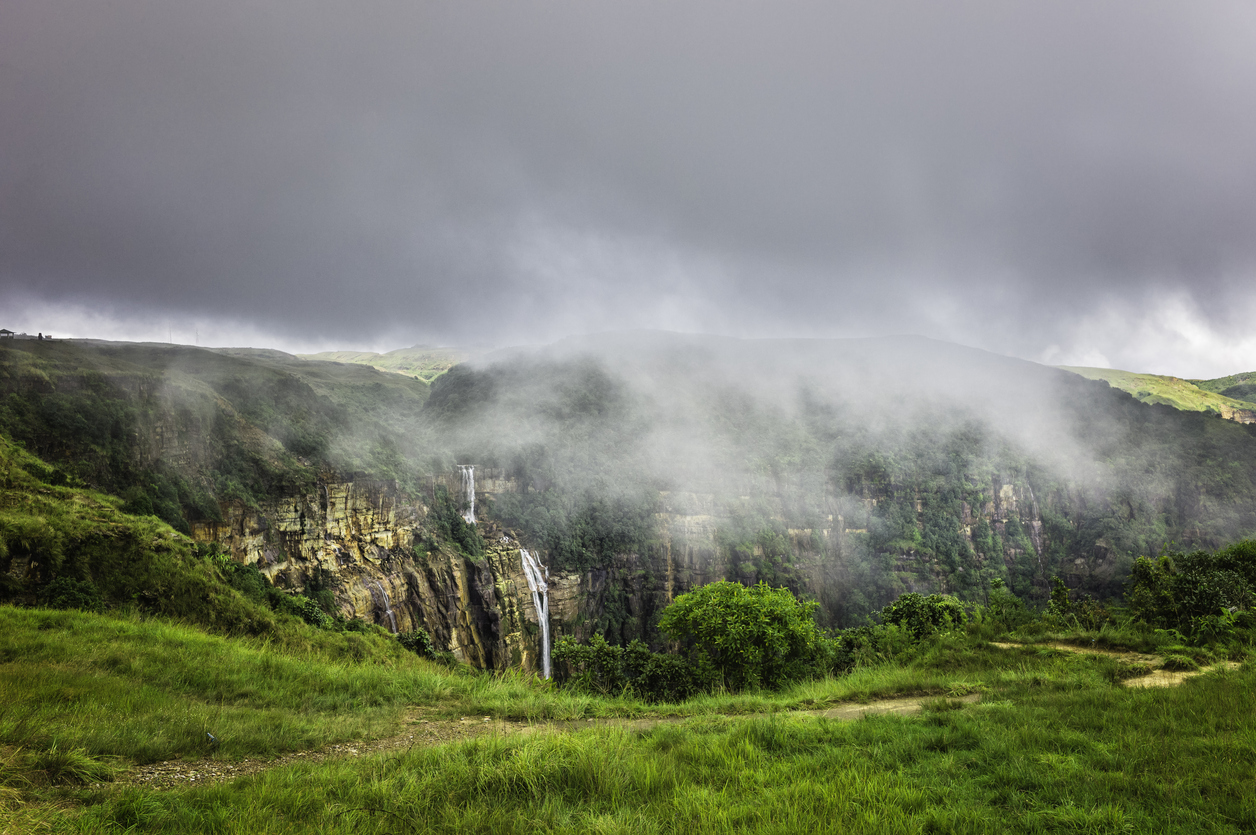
1192,370,1256,405
298,345,474,383
0,340,433,529
1061,366,1256,415
0,430,281,632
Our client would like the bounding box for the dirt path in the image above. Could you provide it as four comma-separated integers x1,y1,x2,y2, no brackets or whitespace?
124,693,978,790
990,641,1240,687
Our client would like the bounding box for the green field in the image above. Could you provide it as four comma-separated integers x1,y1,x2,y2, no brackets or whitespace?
4,605,1254,834
297,346,474,383
1061,366,1256,416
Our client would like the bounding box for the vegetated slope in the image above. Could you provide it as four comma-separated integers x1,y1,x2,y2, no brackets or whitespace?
0,430,282,632
298,345,474,383
1191,370,1256,405
0,340,432,532
423,332,1256,623
1062,365,1256,416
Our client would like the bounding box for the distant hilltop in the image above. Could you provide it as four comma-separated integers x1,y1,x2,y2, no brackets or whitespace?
298,345,479,383
1060,366,1256,424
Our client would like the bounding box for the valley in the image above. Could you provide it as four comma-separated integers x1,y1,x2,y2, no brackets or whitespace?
3,333,1256,832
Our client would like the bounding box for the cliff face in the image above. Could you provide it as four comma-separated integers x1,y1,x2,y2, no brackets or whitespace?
188,466,1117,673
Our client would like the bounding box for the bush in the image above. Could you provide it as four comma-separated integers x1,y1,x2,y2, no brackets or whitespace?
552,635,714,702
38,576,104,613
659,580,829,691
398,629,437,658
1126,542,1256,641
879,592,966,640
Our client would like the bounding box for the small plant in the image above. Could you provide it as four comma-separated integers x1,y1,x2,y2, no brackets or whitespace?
32,744,115,786
398,629,437,658
1161,654,1201,672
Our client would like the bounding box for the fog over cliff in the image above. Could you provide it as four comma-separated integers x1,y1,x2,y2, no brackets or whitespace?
425,332,1170,518
4,2,1256,376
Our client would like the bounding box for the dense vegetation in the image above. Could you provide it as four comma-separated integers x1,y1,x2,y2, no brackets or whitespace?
423,336,1256,627
0,341,430,530
4,392,1256,831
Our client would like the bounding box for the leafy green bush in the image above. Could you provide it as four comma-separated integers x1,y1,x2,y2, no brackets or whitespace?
552,634,714,702
1126,541,1256,641
37,576,104,613
552,634,629,695
659,580,829,691
398,629,437,658
878,592,966,640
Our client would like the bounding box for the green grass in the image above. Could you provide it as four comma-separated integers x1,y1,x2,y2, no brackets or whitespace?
46,661,1256,834
1061,366,1256,418
5,603,1256,832
296,345,472,383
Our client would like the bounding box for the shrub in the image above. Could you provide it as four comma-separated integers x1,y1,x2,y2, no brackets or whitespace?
38,576,104,613
879,592,966,640
398,629,437,658
552,635,715,702
659,580,828,691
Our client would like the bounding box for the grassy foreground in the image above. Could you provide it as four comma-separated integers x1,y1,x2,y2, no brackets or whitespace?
4,606,1256,833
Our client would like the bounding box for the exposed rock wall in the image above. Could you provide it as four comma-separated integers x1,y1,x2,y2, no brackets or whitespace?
190,468,1110,673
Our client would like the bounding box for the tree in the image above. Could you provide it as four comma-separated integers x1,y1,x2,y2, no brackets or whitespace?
658,580,828,690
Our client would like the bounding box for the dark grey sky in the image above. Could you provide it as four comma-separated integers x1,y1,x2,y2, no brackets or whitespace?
3,1,1256,375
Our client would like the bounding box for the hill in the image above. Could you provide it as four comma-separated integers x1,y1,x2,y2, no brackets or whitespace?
297,345,475,382
0,339,432,531
1061,366,1256,423
425,332,1256,629
1191,370,1256,405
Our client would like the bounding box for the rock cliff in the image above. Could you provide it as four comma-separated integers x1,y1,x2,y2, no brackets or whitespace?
190,465,1099,673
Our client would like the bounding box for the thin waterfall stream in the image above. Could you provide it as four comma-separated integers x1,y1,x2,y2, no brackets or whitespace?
519,549,551,678
457,465,476,524
370,581,398,634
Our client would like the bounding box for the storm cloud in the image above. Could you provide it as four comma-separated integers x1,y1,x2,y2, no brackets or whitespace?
3,1,1255,374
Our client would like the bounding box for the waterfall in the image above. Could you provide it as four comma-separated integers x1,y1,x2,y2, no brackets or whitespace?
370,581,398,634
519,549,551,679
458,465,476,524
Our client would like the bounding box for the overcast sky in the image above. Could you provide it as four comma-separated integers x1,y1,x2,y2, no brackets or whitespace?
3,2,1256,376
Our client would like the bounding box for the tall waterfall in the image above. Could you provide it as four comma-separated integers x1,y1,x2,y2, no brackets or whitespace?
370,581,398,634
519,549,551,679
458,465,476,524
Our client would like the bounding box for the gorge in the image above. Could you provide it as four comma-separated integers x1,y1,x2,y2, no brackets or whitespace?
3,333,1256,674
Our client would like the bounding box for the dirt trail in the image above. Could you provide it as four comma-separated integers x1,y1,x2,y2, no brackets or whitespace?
990,641,1240,687
124,693,978,790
